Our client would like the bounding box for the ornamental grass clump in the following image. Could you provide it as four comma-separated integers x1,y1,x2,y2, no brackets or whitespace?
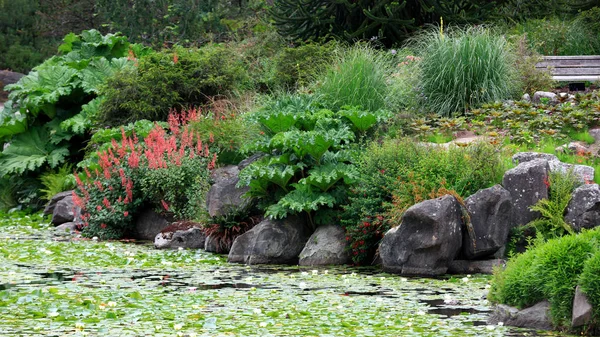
74,109,216,239
413,26,517,116
315,45,393,112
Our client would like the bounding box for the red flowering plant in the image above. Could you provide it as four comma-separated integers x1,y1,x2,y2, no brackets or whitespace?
74,108,217,240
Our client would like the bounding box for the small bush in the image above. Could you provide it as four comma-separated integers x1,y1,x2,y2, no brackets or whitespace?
511,34,556,95
341,139,505,264
580,250,600,318
490,229,600,328
510,16,600,56
75,110,216,239
315,45,393,112
99,44,247,126
412,26,517,116
272,41,338,91
527,169,581,240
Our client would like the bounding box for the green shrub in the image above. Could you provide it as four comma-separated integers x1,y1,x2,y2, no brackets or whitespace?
580,250,600,318
238,94,390,229
39,164,76,202
0,30,139,181
511,35,556,95
273,41,337,91
341,138,505,264
527,169,581,240
413,26,517,116
511,16,600,56
490,229,600,327
315,45,393,112
98,44,247,126
75,110,216,239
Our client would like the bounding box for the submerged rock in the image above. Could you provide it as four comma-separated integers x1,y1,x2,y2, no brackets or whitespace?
299,224,349,266
488,301,552,330
379,195,463,276
228,216,310,265
155,222,206,249
447,259,505,274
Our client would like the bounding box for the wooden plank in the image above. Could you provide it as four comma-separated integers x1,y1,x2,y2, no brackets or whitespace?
552,75,600,82
542,55,600,60
549,67,600,75
536,60,600,68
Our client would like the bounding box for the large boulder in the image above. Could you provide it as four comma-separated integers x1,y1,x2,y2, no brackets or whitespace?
532,91,557,104
565,184,600,232
379,195,463,276
228,216,310,265
43,191,74,217
572,285,593,328
502,159,549,227
206,165,252,218
133,208,169,240
488,301,552,330
462,185,512,259
154,222,206,249
299,224,350,266
513,152,594,184
51,196,80,226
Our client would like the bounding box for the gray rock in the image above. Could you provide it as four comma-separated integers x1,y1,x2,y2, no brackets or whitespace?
228,216,310,265
155,227,206,249
238,153,265,170
206,165,252,218
447,259,505,274
0,70,24,88
51,196,78,226
572,285,593,328
299,224,350,266
133,209,169,240
589,128,600,143
512,152,594,184
463,185,512,259
502,159,550,227
53,222,79,235
521,93,531,102
488,301,552,330
379,195,463,276
43,191,74,217
512,152,558,165
565,184,600,232
533,91,557,104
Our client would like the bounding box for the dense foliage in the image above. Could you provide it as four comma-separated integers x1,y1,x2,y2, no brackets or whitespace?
238,94,390,229
98,45,246,126
341,139,505,264
74,110,215,239
412,26,517,116
0,30,142,179
489,228,600,328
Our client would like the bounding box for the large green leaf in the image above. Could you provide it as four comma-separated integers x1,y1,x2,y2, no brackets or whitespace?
80,58,133,94
0,126,70,176
300,162,358,192
61,97,103,134
0,102,28,140
260,112,297,134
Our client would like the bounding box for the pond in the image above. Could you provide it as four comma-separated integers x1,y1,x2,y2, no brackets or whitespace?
0,214,568,337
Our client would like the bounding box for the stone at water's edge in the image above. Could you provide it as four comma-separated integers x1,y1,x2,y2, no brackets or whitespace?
572,285,593,328
206,165,252,218
447,259,505,274
565,184,600,232
44,191,74,217
502,159,549,228
228,216,310,265
299,224,349,266
488,301,552,330
379,195,463,276
205,234,233,254
155,227,206,249
51,196,80,226
133,208,169,241
462,185,512,259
